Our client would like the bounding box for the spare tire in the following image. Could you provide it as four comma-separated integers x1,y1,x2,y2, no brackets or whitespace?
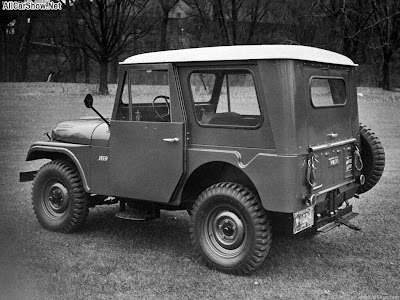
356,124,385,194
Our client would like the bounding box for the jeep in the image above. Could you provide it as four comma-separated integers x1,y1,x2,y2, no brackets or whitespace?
20,45,385,275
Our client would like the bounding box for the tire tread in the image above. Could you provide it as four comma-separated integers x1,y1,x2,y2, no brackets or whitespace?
32,160,89,233
357,124,385,194
190,182,272,275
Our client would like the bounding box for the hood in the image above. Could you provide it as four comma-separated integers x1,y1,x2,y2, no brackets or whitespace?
51,116,106,145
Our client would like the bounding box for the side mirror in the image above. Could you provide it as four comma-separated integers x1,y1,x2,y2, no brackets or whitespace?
84,94,93,108
83,93,110,127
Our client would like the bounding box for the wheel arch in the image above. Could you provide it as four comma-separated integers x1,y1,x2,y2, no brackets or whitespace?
180,161,258,208
26,145,90,193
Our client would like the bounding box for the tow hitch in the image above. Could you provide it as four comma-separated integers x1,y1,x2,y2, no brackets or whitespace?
335,213,361,231
316,204,361,233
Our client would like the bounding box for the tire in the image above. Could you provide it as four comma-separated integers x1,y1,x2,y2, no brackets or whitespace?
356,124,385,194
190,182,272,275
32,160,89,232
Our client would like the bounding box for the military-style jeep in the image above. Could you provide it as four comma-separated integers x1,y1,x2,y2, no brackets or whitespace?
21,45,385,275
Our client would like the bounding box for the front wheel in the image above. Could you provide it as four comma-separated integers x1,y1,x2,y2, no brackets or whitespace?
32,160,89,232
190,182,272,275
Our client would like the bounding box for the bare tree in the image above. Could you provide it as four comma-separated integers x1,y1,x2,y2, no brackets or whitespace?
189,0,283,46
367,0,400,90
70,0,156,94
313,0,368,56
0,10,14,81
65,0,78,82
157,0,179,50
315,0,399,90
0,10,39,82
279,0,319,46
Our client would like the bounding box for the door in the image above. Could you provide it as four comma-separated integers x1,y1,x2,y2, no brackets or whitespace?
110,121,184,202
109,65,185,202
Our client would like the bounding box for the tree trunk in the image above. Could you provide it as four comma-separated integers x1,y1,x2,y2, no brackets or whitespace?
80,20,90,83
83,50,90,83
17,16,34,82
69,47,77,82
66,0,77,82
160,14,169,51
110,56,119,83
99,59,109,95
213,0,230,45
231,0,237,45
333,0,346,54
382,48,392,90
0,27,7,81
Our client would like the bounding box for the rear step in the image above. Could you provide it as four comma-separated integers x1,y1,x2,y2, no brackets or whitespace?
316,205,361,233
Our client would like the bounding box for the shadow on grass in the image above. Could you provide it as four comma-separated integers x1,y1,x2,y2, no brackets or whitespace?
75,204,360,278
78,206,193,258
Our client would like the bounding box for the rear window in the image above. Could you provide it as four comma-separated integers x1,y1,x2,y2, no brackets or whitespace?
310,77,346,107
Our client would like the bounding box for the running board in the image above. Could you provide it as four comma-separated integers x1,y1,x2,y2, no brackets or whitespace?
115,209,160,221
317,211,360,233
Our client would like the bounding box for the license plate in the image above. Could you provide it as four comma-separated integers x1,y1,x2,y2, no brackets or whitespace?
293,206,314,234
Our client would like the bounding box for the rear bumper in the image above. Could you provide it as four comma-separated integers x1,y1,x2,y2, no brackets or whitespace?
313,180,359,204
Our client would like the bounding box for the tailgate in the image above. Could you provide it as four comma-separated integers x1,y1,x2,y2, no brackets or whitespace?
309,139,357,191
305,68,358,192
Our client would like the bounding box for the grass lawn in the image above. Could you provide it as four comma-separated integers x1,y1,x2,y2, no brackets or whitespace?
0,83,399,300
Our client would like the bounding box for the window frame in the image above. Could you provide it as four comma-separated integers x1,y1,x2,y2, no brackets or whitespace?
115,64,171,122
309,76,347,109
188,67,263,129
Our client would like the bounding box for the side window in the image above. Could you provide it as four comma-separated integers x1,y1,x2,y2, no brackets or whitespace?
117,69,170,122
310,77,346,108
190,69,261,127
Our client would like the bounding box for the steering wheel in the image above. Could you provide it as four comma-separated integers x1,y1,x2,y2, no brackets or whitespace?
152,95,170,121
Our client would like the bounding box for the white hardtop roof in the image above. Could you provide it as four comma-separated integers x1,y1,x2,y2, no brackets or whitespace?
121,45,357,66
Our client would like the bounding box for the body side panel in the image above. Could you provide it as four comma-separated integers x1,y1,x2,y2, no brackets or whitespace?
90,146,110,195
183,146,309,213
258,60,308,155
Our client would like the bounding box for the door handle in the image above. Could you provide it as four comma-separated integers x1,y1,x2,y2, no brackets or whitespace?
163,138,180,143
327,133,338,138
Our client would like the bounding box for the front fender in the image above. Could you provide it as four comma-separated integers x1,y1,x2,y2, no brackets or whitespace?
26,141,91,193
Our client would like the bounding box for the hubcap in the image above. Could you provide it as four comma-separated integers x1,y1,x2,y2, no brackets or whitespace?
43,181,69,215
208,210,245,251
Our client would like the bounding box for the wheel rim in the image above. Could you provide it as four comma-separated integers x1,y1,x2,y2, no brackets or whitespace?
205,208,246,258
42,180,69,218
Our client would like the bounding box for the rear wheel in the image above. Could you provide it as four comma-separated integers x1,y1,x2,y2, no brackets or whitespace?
32,160,89,232
190,182,272,275
356,124,385,194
